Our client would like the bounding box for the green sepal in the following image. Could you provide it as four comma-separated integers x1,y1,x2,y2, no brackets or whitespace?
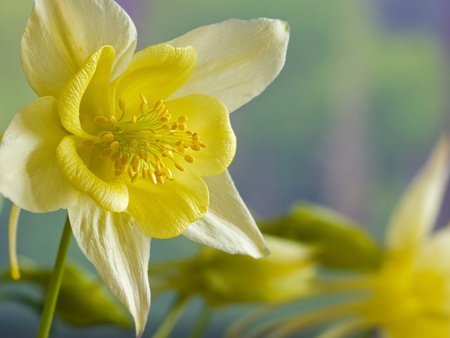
260,203,383,272
1,260,132,328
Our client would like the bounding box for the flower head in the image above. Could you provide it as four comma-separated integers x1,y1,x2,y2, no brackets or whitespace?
0,0,289,335
151,235,316,307
240,137,450,338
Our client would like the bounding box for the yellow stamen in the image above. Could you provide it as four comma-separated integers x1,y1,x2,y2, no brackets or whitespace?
150,171,158,184
82,140,95,147
130,139,139,149
110,115,118,126
110,141,120,151
175,162,185,171
154,100,164,111
184,154,195,163
92,96,206,184
94,116,108,125
9,204,21,280
139,93,148,105
119,97,126,111
99,148,112,159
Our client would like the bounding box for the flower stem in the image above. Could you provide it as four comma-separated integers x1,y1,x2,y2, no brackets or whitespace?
189,302,211,338
8,204,21,280
152,295,189,338
37,215,72,338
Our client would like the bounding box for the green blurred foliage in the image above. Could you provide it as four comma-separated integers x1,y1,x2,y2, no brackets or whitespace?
1,261,131,328
261,203,383,272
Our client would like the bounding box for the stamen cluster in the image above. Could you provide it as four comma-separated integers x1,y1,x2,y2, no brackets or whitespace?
89,94,206,184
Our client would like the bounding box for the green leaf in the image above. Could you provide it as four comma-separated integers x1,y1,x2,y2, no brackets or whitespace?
1,260,132,328
260,203,383,272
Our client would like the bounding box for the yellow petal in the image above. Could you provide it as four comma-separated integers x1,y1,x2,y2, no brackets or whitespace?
167,18,289,112
110,44,197,118
126,167,208,239
68,194,150,337
22,0,136,97
56,135,128,212
165,94,236,176
184,171,268,258
386,137,450,255
58,45,115,139
0,97,79,212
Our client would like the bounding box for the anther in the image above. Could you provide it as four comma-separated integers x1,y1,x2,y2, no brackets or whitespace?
142,168,149,179
139,93,148,105
165,168,173,180
157,174,165,184
121,154,129,166
156,105,166,116
130,139,139,149
127,167,135,180
131,172,140,183
184,155,195,163
110,116,118,125
138,149,146,158
154,100,164,111
178,116,188,123
175,162,185,171
119,97,126,111
140,102,148,113
150,171,158,184
132,155,141,172
191,144,201,151
99,131,114,142
110,141,120,151
94,116,108,125
82,140,95,147
99,148,112,159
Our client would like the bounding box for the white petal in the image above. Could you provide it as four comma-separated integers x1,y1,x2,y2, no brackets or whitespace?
183,170,268,258
69,194,151,337
416,227,450,278
167,18,289,113
0,97,79,212
386,137,450,253
22,0,136,97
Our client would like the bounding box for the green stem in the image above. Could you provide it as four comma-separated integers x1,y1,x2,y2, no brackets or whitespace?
37,215,72,338
189,302,211,338
152,295,189,338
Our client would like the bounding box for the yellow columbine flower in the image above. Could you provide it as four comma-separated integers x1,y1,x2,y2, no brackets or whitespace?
151,235,316,306
244,138,450,338
0,0,289,335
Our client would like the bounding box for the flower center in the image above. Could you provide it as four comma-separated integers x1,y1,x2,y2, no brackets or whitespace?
89,94,206,184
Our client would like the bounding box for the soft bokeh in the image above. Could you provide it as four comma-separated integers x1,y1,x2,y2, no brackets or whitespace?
0,0,448,337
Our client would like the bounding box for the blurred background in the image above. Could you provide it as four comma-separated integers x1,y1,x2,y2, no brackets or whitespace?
0,0,448,337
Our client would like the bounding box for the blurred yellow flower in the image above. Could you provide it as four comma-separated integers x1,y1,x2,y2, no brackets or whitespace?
240,137,450,338
0,0,289,335
151,235,316,306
